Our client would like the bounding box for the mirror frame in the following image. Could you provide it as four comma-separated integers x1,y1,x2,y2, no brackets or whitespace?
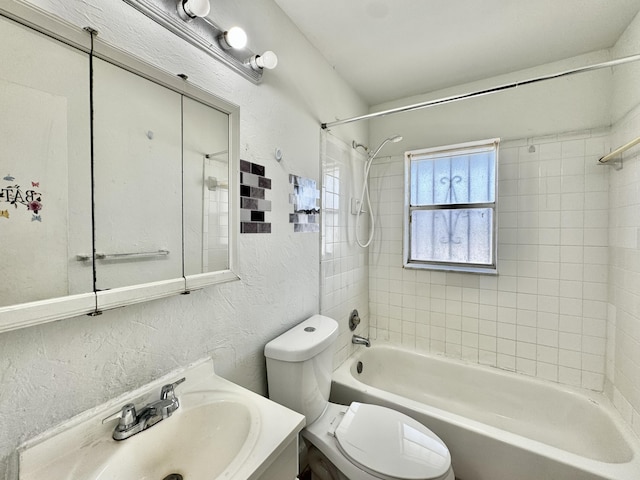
0,1,239,333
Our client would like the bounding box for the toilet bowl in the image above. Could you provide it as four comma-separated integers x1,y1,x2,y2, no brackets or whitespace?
264,315,455,480
305,402,454,480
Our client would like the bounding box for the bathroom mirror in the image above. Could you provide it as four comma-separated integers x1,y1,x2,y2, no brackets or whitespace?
92,58,184,292
182,95,239,289
91,44,239,307
91,37,239,309
0,11,96,332
0,3,239,331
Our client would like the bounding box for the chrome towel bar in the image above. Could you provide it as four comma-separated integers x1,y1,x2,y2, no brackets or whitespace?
76,249,170,261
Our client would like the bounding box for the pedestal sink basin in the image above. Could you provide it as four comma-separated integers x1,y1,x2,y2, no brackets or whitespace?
95,393,259,480
19,358,305,480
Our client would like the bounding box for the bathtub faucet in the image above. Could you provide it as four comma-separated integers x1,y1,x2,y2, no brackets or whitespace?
352,334,371,347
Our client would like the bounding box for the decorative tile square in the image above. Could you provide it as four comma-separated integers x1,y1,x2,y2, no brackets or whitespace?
289,174,319,233
240,160,271,234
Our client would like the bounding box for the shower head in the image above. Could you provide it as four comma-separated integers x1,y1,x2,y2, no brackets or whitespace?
368,134,403,160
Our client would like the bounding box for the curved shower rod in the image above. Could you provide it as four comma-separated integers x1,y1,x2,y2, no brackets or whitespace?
321,53,640,130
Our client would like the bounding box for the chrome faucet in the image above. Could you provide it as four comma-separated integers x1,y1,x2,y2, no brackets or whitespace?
352,334,371,347
104,377,186,441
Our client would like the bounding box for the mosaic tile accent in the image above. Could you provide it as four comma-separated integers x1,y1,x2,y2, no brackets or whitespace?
240,160,271,234
289,174,319,233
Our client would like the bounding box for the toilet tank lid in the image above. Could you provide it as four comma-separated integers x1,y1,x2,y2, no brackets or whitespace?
264,315,339,362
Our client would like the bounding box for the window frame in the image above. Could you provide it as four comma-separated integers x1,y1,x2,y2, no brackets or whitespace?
403,138,499,274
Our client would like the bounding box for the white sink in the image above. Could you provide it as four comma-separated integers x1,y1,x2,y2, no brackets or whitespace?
19,358,305,480
95,393,259,479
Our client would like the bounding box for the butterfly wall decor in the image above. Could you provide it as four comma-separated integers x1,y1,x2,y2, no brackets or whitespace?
1,176,44,220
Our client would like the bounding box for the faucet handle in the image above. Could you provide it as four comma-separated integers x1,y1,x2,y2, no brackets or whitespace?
160,377,186,400
102,403,137,429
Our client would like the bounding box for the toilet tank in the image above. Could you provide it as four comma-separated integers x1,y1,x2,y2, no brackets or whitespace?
264,315,339,424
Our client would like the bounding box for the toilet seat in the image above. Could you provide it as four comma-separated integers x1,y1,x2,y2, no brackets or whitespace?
332,402,451,480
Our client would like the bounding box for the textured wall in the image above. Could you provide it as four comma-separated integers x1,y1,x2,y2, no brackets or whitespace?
0,0,368,477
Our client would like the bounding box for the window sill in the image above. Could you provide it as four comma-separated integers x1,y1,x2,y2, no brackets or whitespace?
403,261,498,275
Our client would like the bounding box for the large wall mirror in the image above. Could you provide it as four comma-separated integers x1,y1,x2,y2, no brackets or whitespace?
0,3,239,332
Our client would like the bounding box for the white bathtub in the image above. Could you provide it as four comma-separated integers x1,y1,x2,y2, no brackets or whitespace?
330,344,640,480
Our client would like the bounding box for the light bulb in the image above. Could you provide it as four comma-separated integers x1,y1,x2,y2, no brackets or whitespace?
256,51,278,69
178,0,210,19
220,26,247,49
184,0,210,17
248,51,278,71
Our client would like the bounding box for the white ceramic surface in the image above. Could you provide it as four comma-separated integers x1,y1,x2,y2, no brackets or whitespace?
331,344,640,480
303,403,455,480
265,315,454,480
19,358,304,480
94,394,257,479
335,402,451,480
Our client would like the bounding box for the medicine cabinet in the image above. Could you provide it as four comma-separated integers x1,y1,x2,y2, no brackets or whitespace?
0,2,239,332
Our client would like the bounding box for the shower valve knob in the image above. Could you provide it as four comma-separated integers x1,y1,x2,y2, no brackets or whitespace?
349,309,361,331
350,198,363,215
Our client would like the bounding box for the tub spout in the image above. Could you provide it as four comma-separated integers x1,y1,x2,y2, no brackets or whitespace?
352,334,371,347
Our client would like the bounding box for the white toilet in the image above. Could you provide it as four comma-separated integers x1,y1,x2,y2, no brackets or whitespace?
265,315,455,480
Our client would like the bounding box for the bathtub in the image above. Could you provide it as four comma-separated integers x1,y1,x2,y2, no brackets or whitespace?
330,344,640,480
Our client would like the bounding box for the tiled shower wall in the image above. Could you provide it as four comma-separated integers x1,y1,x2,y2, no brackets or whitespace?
369,129,611,390
607,102,640,436
321,131,370,366
203,157,229,271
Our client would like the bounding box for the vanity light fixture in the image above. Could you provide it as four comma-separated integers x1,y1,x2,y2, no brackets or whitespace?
176,0,210,21
123,0,270,83
248,51,278,71
219,26,248,50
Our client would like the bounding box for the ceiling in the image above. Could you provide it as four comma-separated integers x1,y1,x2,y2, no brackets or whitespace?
274,0,640,106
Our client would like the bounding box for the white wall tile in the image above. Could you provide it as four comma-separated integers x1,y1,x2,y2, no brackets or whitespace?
321,134,371,362
537,362,559,382
607,100,640,424
368,130,610,390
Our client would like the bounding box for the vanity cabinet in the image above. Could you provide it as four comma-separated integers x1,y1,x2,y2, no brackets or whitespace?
18,357,305,480
255,437,299,480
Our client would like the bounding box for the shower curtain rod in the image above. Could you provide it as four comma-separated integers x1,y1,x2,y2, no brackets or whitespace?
321,53,640,130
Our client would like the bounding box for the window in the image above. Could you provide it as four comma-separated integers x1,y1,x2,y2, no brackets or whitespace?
404,138,499,274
